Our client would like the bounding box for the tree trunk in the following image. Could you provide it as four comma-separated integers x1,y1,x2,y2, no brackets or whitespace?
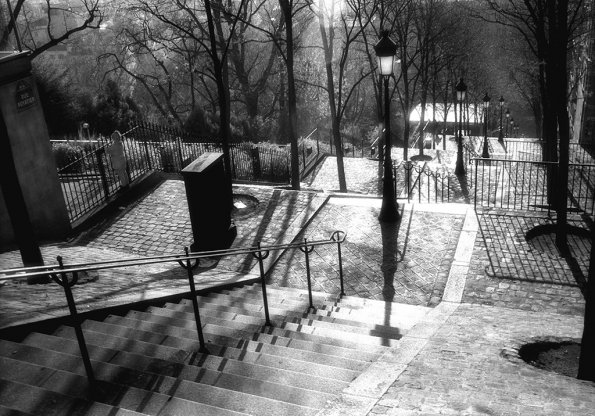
550,0,569,253
578,225,595,381
204,0,233,210
318,1,346,192
280,0,300,190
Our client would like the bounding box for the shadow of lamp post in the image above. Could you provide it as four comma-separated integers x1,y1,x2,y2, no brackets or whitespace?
455,78,467,176
375,31,400,223
498,96,504,142
482,92,491,158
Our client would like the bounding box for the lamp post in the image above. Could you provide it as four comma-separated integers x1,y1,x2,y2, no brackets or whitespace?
375,31,400,223
455,78,467,175
510,118,515,138
498,96,504,142
505,109,510,137
482,92,491,158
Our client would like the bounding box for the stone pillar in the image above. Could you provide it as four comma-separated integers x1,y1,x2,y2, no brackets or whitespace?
0,51,70,249
181,152,236,252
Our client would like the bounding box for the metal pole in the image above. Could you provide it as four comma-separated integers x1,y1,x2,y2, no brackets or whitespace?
482,109,490,158
378,76,400,223
51,257,95,386
498,102,504,142
300,239,315,310
253,242,271,326
455,100,465,175
179,247,208,353
331,231,346,297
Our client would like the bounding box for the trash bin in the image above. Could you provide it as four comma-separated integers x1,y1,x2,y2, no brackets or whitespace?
181,152,237,252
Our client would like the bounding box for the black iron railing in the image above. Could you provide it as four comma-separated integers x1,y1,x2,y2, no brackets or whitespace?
393,161,455,204
55,125,292,222
0,231,347,386
58,144,123,223
472,158,595,216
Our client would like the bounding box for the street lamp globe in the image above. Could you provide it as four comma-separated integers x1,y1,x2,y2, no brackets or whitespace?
374,31,397,77
483,93,491,109
455,78,467,102
499,96,504,107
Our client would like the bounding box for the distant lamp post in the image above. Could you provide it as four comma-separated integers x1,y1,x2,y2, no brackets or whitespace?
82,122,91,141
455,78,467,175
482,93,491,158
498,96,504,142
375,31,400,223
510,118,515,138
505,109,510,137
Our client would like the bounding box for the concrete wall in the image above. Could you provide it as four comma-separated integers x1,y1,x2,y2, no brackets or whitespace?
0,51,70,246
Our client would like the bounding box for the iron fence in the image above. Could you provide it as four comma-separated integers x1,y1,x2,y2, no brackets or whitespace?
58,145,124,223
393,161,454,204
55,123,292,223
472,158,595,217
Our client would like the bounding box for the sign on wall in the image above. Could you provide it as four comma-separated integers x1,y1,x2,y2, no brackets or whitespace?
15,80,36,112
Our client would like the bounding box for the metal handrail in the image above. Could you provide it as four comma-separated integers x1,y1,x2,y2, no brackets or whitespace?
1,231,347,387
0,235,346,280
471,157,595,168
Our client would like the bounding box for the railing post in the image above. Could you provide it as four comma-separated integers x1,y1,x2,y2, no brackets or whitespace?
49,256,95,387
178,247,208,353
474,159,478,210
252,242,272,326
331,231,346,297
176,136,184,170
299,239,315,311
95,148,110,199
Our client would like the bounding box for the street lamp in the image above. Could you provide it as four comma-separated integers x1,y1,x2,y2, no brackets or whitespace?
375,31,400,223
510,118,515,138
455,78,467,175
498,96,504,142
505,108,510,137
482,92,491,158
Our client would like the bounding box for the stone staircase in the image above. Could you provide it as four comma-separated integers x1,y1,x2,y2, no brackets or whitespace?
0,283,430,416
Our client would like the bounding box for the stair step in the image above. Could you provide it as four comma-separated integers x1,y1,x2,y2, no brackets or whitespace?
160,302,403,339
75,321,361,381
159,304,385,361
0,354,317,416
0,378,152,416
29,327,359,383
104,313,386,360
195,291,428,329
0,340,334,410
123,308,400,348
4,336,346,397
224,285,431,316
84,318,368,372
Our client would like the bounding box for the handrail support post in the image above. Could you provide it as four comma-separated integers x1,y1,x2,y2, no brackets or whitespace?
51,256,96,388
253,242,272,326
180,247,208,353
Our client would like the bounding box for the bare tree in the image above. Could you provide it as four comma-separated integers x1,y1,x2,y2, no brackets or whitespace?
1,0,105,59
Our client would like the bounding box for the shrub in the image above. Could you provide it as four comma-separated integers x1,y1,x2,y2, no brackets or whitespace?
53,143,84,172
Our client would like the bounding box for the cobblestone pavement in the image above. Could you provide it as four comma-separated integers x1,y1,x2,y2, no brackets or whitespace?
369,304,593,416
268,198,465,305
464,209,588,316
0,180,325,327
